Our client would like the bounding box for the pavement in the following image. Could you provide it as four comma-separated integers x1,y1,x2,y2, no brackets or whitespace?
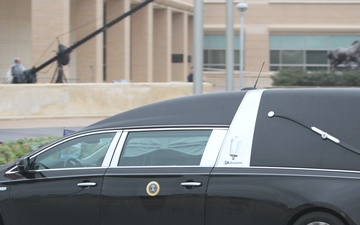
0,116,106,142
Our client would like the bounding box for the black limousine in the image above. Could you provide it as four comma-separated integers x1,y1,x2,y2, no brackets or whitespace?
1,88,360,225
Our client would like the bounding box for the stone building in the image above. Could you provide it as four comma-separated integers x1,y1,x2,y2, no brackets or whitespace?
1,0,360,90
0,0,193,84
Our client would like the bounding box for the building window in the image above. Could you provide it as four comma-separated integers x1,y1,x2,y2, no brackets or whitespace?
204,34,241,71
270,34,360,71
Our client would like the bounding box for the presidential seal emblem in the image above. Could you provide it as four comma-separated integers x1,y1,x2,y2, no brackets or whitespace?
146,181,160,196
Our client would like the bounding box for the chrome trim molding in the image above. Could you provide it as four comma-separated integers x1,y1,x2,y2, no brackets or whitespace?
101,131,123,167
6,166,106,175
110,131,129,167
213,166,360,179
211,172,360,180
0,187,7,191
251,166,360,175
104,171,211,176
77,182,97,187
181,182,202,187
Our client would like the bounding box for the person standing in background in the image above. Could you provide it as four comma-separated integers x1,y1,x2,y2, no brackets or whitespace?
6,58,25,83
187,66,193,82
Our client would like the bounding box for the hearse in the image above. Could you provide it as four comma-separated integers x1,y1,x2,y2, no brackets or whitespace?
0,88,360,225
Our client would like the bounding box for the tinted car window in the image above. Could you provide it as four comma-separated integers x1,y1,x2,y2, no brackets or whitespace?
118,130,212,166
31,132,116,169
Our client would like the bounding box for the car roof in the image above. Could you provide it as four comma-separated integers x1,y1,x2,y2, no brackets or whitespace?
82,91,247,131
82,87,360,131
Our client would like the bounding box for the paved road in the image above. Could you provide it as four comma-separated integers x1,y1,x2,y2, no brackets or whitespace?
0,127,83,142
0,117,105,142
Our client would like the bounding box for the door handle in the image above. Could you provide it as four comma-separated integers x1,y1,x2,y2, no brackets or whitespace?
77,182,97,188
181,182,202,188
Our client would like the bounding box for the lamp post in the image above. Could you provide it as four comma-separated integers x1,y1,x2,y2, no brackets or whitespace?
226,0,234,91
236,2,248,90
193,0,203,94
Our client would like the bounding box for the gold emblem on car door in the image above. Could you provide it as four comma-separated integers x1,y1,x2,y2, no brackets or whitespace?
146,181,160,196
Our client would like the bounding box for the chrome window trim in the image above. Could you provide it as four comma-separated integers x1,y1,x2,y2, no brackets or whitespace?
216,90,264,167
5,130,122,174
104,171,212,176
211,172,360,180
250,166,360,174
8,168,109,176
109,130,128,167
109,127,227,168
213,166,360,178
101,131,122,167
5,164,113,175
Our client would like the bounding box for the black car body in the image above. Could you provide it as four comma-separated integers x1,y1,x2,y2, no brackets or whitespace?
1,88,360,225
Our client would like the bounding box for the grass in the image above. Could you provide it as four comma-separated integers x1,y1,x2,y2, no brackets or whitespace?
0,136,59,165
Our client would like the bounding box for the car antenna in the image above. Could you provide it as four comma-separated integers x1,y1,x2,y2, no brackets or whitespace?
241,61,265,90
254,61,265,88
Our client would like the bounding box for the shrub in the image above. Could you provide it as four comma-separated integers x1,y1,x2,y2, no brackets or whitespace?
0,136,59,165
271,69,360,87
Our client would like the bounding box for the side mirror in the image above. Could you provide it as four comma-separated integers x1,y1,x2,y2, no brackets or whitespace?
16,158,30,174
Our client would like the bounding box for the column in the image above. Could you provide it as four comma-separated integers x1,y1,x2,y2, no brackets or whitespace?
131,3,153,82
32,0,70,82
171,12,188,81
106,0,130,82
72,0,103,82
153,8,172,82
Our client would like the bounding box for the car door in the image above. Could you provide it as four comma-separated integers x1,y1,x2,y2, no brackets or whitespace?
7,131,120,225
101,128,226,225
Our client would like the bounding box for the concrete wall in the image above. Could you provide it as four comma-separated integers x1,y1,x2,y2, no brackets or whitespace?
0,83,213,120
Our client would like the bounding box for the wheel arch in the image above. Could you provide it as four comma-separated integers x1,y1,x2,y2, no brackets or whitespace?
287,207,350,225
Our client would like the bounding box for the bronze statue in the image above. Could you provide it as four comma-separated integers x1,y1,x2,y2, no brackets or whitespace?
327,40,360,70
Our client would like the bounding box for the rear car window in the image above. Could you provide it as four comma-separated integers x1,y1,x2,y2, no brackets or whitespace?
118,130,212,166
